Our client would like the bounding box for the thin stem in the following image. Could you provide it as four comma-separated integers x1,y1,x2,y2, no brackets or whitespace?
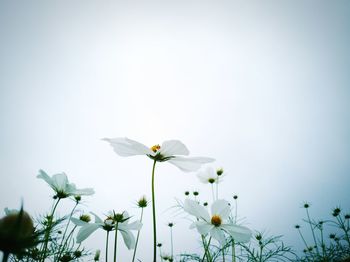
59,225,77,257
216,176,219,200
231,238,236,262
105,231,110,262
211,184,215,202
56,202,79,261
305,208,319,256
170,227,174,260
234,199,238,223
222,249,225,262
297,228,309,250
151,160,157,262
132,208,144,262
113,222,119,262
41,198,61,261
2,252,9,262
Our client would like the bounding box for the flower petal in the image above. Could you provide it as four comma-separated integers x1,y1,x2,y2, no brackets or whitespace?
74,187,95,196
211,200,231,220
221,224,252,243
102,137,154,157
183,199,210,222
195,221,214,235
168,156,215,172
123,220,142,231
76,223,101,243
210,227,226,245
51,173,69,192
90,212,103,224
159,140,189,156
118,228,135,249
71,217,87,226
197,167,216,184
37,170,54,188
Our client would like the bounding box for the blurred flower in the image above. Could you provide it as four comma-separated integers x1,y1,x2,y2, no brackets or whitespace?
72,212,142,250
37,170,94,199
0,207,36,254
94,249,101,261
103,137,214,172
183,199,252,245
197,167,221,184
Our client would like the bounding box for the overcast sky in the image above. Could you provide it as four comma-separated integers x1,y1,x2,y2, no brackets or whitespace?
1,1,350,260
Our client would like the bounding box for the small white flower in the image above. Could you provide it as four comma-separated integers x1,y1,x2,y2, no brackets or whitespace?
37,170,94,199
72,212,142,250
183,199,252,245
197,167,220,184
102,137,214,172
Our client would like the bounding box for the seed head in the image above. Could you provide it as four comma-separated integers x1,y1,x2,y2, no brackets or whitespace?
216,168,224,176
137,196,148,208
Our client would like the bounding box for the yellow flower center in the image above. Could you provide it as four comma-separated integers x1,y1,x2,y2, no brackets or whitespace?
211,215,222,227
151,144,161,153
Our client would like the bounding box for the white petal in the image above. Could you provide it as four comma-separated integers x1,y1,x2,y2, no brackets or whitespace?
51,173,69,191
210,227,226,245
37,170,54,187
90,212,103,224
119,228,135,249
71,217,87,226
221,224,252,243
102,137,154,157
211,200,231,220
183,199,210,222
124,220,142,231
76,223,101,243
195,221,214,235
159,140,189,156
197,167,216,184
74,187,95,196
168,156,215,172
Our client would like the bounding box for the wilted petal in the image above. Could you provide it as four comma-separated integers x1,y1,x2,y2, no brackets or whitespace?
195,221,214,235
76,223,101,243
210,227,226,245
211,200,231,220
168,156,215,172
103,137,154,157
221,224,252,243
183,199,210,222
119,228,135,249
159,140,189,156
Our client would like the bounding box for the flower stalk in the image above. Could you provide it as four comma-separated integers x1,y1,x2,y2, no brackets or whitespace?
151,159,157,262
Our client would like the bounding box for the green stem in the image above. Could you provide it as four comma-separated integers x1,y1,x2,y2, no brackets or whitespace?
211,184,215,202
216,175,219,200
105,231,110,262
132,208,144,262
41,198,61,261
201,236,212,262
56,202,79,261
305,208,319,256
231,238,236,262
170,227,174,260
297,228,309,251
113,222,119,262
2,252,9,262
151,160,157,262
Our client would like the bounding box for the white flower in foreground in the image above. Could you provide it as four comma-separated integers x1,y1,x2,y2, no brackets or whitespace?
102,137,215,172
72,212,142,250
197,167,222,184
37,170,95,199
183,199,252,245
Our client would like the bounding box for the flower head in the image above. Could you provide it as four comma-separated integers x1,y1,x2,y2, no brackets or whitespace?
37,170,94,199
197,167,220,184
72,212,142,250
183,199,251,245
103,137,214,172
0,208,36,254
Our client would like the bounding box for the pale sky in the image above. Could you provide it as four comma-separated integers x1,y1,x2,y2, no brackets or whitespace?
1,1,350,261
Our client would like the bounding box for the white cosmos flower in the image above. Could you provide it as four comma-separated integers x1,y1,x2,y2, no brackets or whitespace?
183,199,252,245
72,212,142,250
37,170,94,199
197,167,221,184
102,137,215,172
